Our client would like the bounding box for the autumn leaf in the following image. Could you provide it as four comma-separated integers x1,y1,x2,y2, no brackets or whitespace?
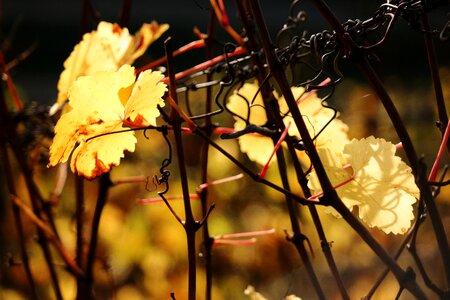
227,82,349,166
227,82,277,165
55,21,169,108
49,64,167,179
307,136,419,234
279,86,349,156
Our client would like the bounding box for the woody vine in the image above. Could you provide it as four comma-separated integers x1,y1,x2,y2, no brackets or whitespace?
1,0,450,299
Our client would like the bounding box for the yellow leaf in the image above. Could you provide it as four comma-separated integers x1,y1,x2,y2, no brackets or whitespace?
227,82,275,165
70,122,136,179
227,82,349,166
125,68,167,126
49,65,167,179
308,136,419,234
56,21,168,106
127,21,170,63
280,86,349,155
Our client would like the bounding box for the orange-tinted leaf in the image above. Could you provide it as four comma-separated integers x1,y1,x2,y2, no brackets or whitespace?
56,21,168,106
49,65,166,179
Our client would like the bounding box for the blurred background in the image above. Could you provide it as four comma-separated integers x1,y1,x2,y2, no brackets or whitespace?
1,0,450,299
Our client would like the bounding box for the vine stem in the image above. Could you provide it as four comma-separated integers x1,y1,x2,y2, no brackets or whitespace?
200,10,216,300
119,0,132,27
276,148,327,299
249,0,427,298
195,128,316,205
285,141,350,300
76,173,112,300
421,14,448,142
75,175,85,290
165,37,198,300
356,56,450,288
429,119,450,182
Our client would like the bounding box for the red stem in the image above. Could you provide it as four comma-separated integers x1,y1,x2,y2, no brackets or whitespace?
429,120,450,182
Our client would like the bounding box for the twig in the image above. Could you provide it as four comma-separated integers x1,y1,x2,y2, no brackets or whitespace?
285,130,351,300
195,127,317,205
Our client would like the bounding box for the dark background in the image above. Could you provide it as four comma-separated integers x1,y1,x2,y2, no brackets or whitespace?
2,0,449,105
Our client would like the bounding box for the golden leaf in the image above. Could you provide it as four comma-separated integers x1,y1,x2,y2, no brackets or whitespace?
308,136,419,234
56,21,168,107
227,82,276,165
279,86,349,155
227,82,349,166
49,65,166,179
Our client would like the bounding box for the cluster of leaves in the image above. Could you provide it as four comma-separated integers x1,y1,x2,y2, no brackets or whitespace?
2,0,450,299
49,19,420,236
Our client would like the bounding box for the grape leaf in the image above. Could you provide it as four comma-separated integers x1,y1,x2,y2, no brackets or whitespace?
308,136,419,234
227,82,277,165
56,21,168,107
49,65,167,179
227,82,349,165
279,86,349,156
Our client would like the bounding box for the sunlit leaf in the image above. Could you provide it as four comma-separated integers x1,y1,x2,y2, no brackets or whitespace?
227,82,276,165
49,65,166,179
308,136,419,234
227,82,349,166
279,86,349,156
56,21,168,107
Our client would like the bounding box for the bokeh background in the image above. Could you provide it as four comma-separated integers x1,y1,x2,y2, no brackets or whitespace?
1,1,450,299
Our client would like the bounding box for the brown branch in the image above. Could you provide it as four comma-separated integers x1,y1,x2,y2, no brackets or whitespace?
199,10,217,300
0,106,38,298
76,173,112,300
11,195,83,277
165,37,199,300
119,0,132,28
